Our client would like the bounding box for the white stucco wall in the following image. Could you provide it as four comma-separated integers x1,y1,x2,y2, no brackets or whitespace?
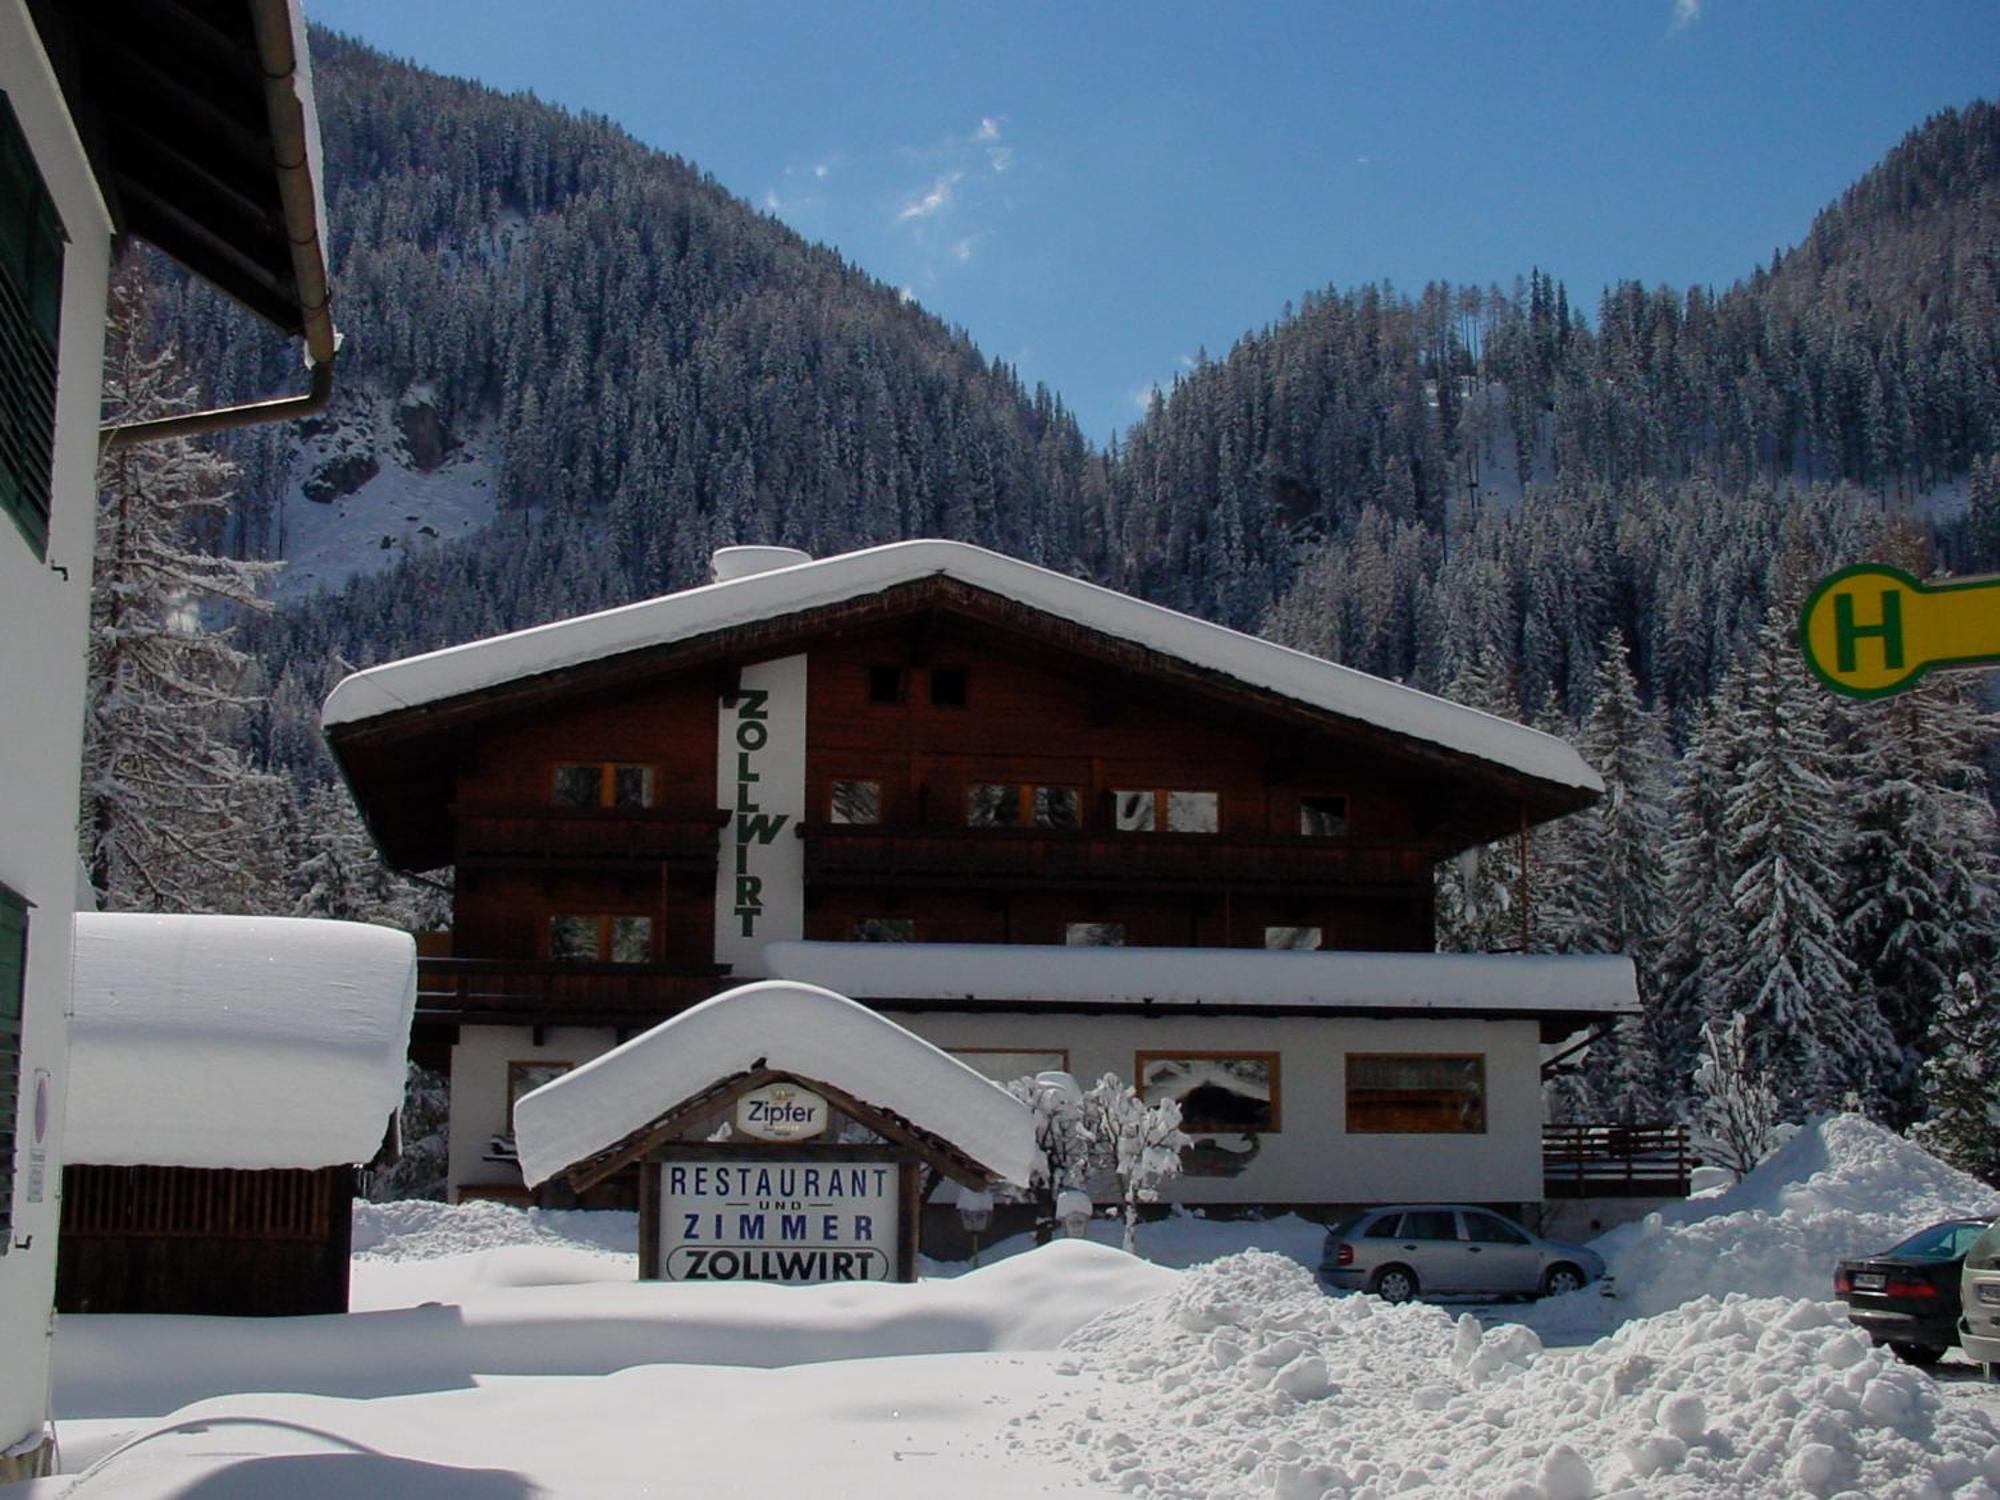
446,1010,1545,1209
0,3,114,1466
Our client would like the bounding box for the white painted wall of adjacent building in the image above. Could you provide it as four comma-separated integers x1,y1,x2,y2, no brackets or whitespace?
446,1009,1544,1209
0,3,114,1470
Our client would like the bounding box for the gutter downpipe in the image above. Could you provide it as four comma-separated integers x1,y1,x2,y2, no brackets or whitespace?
100,0,338,450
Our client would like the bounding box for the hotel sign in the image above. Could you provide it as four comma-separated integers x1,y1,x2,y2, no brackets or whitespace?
656,1156,900,1283
714,657,806,973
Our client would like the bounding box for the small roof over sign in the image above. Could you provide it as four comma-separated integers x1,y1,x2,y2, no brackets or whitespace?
512,981,1038,1191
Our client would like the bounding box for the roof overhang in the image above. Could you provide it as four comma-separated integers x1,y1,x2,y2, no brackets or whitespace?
325,541,1601,870
29,0,335,359
766,941,1640,1044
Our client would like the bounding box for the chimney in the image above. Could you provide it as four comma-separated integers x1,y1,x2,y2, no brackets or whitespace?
711,546,812,583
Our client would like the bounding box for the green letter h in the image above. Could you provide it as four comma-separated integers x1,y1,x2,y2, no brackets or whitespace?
1833,588,1904,673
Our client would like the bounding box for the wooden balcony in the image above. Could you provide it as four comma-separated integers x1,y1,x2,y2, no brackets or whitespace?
451,805,728,870
799,823,1431,893
1543,1123,1691,1199
417,957,732,1028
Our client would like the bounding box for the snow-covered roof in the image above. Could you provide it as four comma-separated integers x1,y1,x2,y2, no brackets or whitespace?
762,942,1640,1019
65,914,418,1170
513,980,1037,1190
323,540,1598,795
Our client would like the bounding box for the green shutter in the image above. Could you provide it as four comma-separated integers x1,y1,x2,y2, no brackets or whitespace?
0,883,25,1250
0,91,65,560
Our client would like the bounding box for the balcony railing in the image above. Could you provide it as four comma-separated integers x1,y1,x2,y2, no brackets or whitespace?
451,805,728,869
1542,1123,1691,1198
417,957,732,1027
799,823,1431,892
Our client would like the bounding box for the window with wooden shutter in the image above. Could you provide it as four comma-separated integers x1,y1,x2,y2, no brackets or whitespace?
0,93,65,560
0,883,28,1253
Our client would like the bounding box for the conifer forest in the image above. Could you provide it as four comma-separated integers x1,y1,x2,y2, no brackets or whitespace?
104,32,2000,1165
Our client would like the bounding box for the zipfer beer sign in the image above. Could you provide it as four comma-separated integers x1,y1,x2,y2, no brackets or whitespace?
657,1157,898,1283
1800,564,2000,699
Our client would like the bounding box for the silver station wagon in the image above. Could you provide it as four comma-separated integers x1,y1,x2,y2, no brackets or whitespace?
1318,1204,1606,1303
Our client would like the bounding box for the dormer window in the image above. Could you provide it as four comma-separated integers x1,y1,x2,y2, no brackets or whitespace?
552,762,654,809
1299,795,1348,837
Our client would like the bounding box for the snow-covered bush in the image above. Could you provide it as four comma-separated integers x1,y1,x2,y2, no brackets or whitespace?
1080,1072,1191,1254
1692,1013,1786,1175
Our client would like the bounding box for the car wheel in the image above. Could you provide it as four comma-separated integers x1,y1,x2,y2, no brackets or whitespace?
1371,1265,1418,1305
1541,1264,1585,1299
1888,1342,1945,1368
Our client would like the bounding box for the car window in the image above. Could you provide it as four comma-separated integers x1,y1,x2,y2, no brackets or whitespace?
1400,1210,1459,1241
1889,1220,1986,1258
1363,1214,1405,1239
1463,1211,1531,1245
1971,1220,2000,1269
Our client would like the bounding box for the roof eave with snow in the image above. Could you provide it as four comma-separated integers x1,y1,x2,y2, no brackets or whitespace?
763,942,1640,1030
324,540,1599,798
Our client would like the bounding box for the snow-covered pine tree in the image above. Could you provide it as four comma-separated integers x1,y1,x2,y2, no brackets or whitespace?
291,779,451,930
1654,686,1744,1094
1434,645,1530,954
1908,971,2000,1187
1080,1073,1192,1254
1717,607,1895,1113
1559,630,1673,1119
1835,676,1999,1121
84,278,288,913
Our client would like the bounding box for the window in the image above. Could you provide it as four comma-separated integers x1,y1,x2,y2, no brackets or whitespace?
1264,926,1322,950
1345,1054,1486,1134
967,783,1081,829
548,914,653,963
0,94,66,558
950,1048,1068,1085
867,665,905,704
1112,789,1219,833
1065,922,1125,946
1463,1211,1530,1246
853,916,916,942
1137,1052,1279,1133
1299,795,1349,837
0,883,25,1252
929,666,968,707
1397,1209,1462,1242
552,762,654,809
830,778,882,824
506,1060,571,1130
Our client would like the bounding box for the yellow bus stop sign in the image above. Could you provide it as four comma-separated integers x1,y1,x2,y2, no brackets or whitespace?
1799,564,2000,699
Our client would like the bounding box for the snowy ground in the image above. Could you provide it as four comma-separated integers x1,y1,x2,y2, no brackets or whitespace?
12,1116,2000,1498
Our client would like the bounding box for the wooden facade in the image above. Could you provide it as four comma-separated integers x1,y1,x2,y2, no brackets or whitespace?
56,1163,356,1316
405,606,1504,1037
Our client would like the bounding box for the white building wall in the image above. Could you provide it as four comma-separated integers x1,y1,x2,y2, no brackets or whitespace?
446,1009,1545,1209
0,4,114,1470
900,1011,1546,1207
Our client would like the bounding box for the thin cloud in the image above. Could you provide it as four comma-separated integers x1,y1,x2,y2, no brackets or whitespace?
1670,0,1701,31
897,172,961,221
975,116,1003,143
951,234,982,264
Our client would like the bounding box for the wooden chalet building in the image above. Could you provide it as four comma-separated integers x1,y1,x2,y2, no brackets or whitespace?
325,541,1639,1216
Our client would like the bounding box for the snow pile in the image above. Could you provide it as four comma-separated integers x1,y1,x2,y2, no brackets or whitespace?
353,1199,638,1260
1046,1250,2000,1498
1595,1114,2000,1319
65,913,416,1169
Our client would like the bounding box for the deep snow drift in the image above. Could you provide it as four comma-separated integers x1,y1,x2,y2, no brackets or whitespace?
21,1114,2000,1499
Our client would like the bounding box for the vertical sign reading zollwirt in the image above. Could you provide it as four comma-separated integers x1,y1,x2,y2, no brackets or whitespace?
715,656,807,976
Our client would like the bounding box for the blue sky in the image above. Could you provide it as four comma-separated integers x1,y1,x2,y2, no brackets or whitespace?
309,1,1998,445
